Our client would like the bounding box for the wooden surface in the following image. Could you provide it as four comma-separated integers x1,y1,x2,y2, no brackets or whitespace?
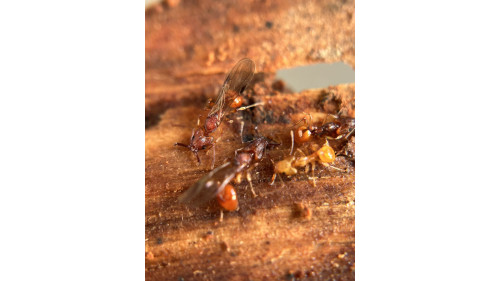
145,1,355,280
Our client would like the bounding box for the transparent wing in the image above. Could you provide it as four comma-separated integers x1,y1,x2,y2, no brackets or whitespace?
178,162,238,206
208,58,256,117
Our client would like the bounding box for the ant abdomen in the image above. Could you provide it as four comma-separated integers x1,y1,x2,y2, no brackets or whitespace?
216,184,238,211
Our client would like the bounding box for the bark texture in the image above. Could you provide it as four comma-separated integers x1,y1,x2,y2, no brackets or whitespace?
146,0,355,280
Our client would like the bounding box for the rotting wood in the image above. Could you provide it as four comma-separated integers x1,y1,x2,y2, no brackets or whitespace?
146,0,355,280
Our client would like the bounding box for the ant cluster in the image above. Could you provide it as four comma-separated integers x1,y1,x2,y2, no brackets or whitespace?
272,113,355,187
174,59,355,216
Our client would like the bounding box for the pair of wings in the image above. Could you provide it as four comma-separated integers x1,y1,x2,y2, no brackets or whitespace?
179,58,256,206
208,58,256,117
178,161,238,206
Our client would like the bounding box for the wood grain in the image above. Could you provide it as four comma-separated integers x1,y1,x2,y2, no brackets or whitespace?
146,1,355,280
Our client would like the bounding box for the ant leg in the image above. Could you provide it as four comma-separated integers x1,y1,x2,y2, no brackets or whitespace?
254,126,260,137
323,113,338,125
240,120,245,143
209,135,221,170
328,165,347,172
270,159,277,185
311,162,317,187
344,128,355,140
246,171,257,197
175,129,194,148
289,130,295,156
270,173,277,185
174,142,189,148
292,113,311,128
279,173,285,188
219,210,224,223
194,151,201,165
296,148,306,157
211,144,216,170
236,102,264,111
234,173,242,184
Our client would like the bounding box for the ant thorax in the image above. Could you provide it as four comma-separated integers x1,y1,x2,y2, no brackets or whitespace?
204,113,221,134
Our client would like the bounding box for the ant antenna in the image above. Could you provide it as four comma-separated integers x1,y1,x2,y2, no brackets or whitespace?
324,138,330,146
323,113,338,125
236,102,264,111
327,165,347,173
254,126,260,136
194,151,201,165
345,128,355,140
270,159,277,185
292,112,312,128
239,120,245,143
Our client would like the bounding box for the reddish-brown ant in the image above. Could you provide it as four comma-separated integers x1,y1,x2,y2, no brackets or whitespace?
293,113,355,144
178,136,279,213
174,58,256,165
289,113,355,157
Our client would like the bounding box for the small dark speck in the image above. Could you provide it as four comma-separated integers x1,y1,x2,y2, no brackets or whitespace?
156,237,163,245
233,25,240,33
272,80,285,92
294,270,304,279
285,271,296,281
207,230,213,235
230,252,238,257
265,21,273,29
220,242,229,252
265,240,271,245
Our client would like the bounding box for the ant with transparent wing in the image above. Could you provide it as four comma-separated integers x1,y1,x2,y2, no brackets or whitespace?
178,135,279,219
175,58,256,167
